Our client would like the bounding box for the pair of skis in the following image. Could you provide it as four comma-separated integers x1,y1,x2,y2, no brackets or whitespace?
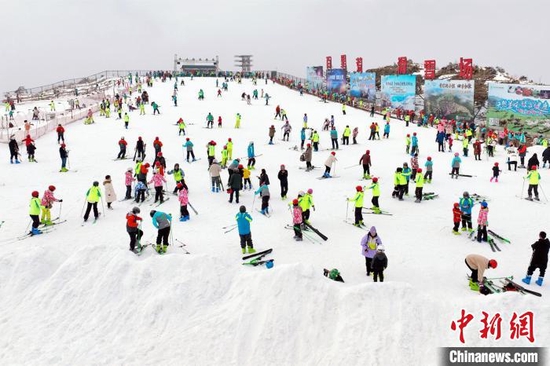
480,277,542,297
242,248,273,267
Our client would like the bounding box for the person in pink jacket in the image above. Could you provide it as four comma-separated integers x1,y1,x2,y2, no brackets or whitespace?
291,199,303,241
178,183,190,221
41,185,62,225
124,168,135,200
148,169,167,203
476,201,489,242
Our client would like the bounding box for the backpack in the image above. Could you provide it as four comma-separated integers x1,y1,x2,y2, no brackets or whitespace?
299,153,305,162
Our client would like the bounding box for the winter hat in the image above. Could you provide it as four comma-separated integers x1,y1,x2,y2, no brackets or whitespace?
377,245,385,252
494,162,499,166
366,150,370,154
455,153,459,156
481,201,488,208
138,137,142,140
238,164,244,169
132,207,140,214
540,231,547,239
531,165,537,170
155,161,161,166
280,164,285,169
413,132,417,136
427,156,432,161
32,191,39,197
331,151,336,156
396,167,403,173
186,138,190,141
93,181,99,186
417,168,422,173
307,143,311,147
407,134,410,137
372,177,378,182
454,202,460,208
356,185,363,192
298,191,305,197
150,210,156,217
239,205,246,213
488,259,498,269
157,152,162,157
307,189,313,194
61,143,66,148
228,138,232,141
49,185,56,191
292,199,299,205
212,159,218,164
463,191,469,198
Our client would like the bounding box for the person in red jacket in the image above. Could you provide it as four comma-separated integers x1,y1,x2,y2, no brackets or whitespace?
56,124,65,143
452,202,462,235
22,134,34,147
126,207,143,252
117,137,128,159
153,137,163,154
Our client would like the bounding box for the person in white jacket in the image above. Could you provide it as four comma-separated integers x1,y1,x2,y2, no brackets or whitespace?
323,152,337,178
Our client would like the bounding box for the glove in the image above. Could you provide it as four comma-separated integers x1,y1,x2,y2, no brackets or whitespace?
312,206,316,211
59,199,63,202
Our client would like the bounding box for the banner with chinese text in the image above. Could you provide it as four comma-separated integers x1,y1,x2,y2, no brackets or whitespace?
424,80,475,121
380,75,416,110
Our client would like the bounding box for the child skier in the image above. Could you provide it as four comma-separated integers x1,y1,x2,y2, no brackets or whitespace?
367,177,381,214
148,168,167,203
459,191,475,232
255,183,271,215
134,181,147,203
372,245,388,282
414,169,424,203
126,207,143,253
361,226,382,276
452,203,462,235
522,231,550,286
424,157,433,183
178,183,190,221
277,164,288,200
236,205,254,254
29,191,42,235
150,210,172,253
348,186,365,227
476,201,489,242
103,175,117,209
490,162,501,182
125,168,135,199
183,138,196,162
83,181,101,222
247,141,256,170
291,199,303,241
323,152,337,178
209,159,222,192
359,150,371,179
242,166,252,190
450,153,461,179
40,185,62,225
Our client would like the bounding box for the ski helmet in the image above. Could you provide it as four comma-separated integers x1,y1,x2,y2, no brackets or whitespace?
481,201,488,208
307,189,313,194
177,183,183,189
48,185,56,191
331,151,336,156
356,185,363,192
31,191,39,197
377,245,385,252
397,167,403,172
494,162,499,166
61,143,66,148
417,168,422,173
93,181,99,186
239,205,246,213
463,191,469,198
150,210,156,217
292,199,299,205
228,138,232,141
298,191,305,197
413,132,417,136
488,259,498,269
366,150,370,154
531,165,537,170
127,167,132,172
186,138,190,141
427,156,432,161
454,202,460,208
121,136,125,140
132,207,140,214
157,152,162,157
454,153,459,156
372,177,378,183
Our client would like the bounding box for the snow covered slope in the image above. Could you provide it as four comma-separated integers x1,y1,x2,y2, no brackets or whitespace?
0,77,549,365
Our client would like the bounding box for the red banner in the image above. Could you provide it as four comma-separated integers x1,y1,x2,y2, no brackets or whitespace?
459,58,473,80
397,57,407,74
424,60,436,80
356,57,363,73
326,56,332,70
340,54,347,70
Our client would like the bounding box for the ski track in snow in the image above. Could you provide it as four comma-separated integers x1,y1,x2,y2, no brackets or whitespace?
1,77,549,365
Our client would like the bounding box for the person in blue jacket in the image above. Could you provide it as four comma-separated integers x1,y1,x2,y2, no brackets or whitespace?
450,152,462,179
300,128,306,150
247,141,256,170
150,210,172,253
459,192,474,232
436,131,445,152
236,205,255,254
411,132,419,155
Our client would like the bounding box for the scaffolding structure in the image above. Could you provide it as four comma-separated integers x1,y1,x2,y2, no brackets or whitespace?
174,55,219,73
235,55,253,73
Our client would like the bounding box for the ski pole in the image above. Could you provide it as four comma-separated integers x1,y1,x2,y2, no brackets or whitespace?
539,184,548,202
251,193,257,211
101,197,106,217
333,161,337,176
169,222,174,246
24,219,32,234
80,199,87,217
344,164,359,170
58,201,63,220
67,156,71,170
520,178,526,199
346,200,349,221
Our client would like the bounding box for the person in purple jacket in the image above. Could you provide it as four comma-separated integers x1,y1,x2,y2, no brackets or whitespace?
361,226,383,276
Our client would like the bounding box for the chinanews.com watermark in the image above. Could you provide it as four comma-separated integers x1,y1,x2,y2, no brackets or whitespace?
441,347,545,365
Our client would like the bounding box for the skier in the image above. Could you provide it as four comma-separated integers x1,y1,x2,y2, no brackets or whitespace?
208,159,222,192
126,207,143,253
311,130,320,152
360,226,382,276
40,185,62,225
83,181,101,222
153,136,163,154
459,192,475,232
29,191,42,235
330,127,339,150
542,146,550,168
342,125,351,145
148,168,167,203
56,124,65,143
268,125,276,145
125,168,135,200
168,163,185,194
323,268,344,282
405,134,411,154
367,177,381,214
518,144,527,168
207,140,217,166
206,112,214,128
414,169,424,203
258,168,270,187
227,138,233,160
383,122,390,139
150,210,172,253
450,153,462,179
217,116,222,128
135,137,145,161
525,166,541,201
277,164,288,200
352,127,359,144
490,162,501,182
342,103,346,115
410,153,419,181
242,165,252,190
134,181,147,203
177,118,186,136
178,183,190,221
291,199,303,241
372,246,388,283
228,165,243,203
527,153,540,171
392,167,406,201
255,182,270,215
198,89,204,100
59,143,69,172
282,121,292,141
462,136,469,157
347,186,364,227
183,138,196,162
281,109,288,121
410,132,419,155
402,163,412,196
359,150,371,180
452,203,462,235
103,175,117,210
236,205,255,254
153,152,166,170
9,135,20,164
151,101,160,115
424,156,433,183
123,113,130,129
235,113,242,129
298,189,315,224
323,152,337,178
304,143,313,171
465,254,497,291
220,145,229,168
473,139,482,160
274,105,281,119
247,141,256,170
522,231,550,286
476,201,489,242
300,128,306,150
117,137,127,159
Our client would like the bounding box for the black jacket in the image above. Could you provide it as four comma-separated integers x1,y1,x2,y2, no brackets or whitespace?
527,154,539,168
9,139,18,153
278,170,288,183
542,148,550,162
531,238,550,265
228,171,243,190
372,252,388,271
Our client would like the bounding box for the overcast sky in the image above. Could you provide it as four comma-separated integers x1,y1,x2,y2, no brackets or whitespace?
2,0,549,94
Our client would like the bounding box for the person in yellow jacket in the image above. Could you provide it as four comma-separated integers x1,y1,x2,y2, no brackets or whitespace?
462,135,469,157
367,177,381,213
298,189,315,224
242,166,252,190
29,191,43,235
83,181,102,222
342,103,346,115
392,167,407,201
526,166,541,201
342,125,351,145
311,130,320,151
226,138,233,160
221,145,229,168
405,134,411,154
414,169,425,203
348,186,365,226
235,113,242,128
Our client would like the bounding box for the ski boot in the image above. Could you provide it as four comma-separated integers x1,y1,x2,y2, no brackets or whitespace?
215,187,220,193
536,277,544,286
156,244,163,253
179,216,185,222
211,186,215,192
452,230,461,235
162,245,168,254
242,247,246,254
469,280,480,291
522,276,532,285
247,246,256,254
31,227,42,235
526,196,533,201
10,160,13,164
15,160,21,164
534,196,540,201
295,237,303,241
184,216,190,221
372,207,381,214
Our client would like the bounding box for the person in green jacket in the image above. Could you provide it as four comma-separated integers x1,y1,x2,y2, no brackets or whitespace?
414,169,425,203
367,177,381,213
348,186,365,226
83,181,102,222
342,125,351,145
526,166,541,201
29,191,42,235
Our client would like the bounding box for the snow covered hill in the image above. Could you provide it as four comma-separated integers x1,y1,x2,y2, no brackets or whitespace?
1,77,549,365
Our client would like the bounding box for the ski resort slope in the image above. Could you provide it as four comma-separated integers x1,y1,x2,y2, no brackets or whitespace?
0,77,549,366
